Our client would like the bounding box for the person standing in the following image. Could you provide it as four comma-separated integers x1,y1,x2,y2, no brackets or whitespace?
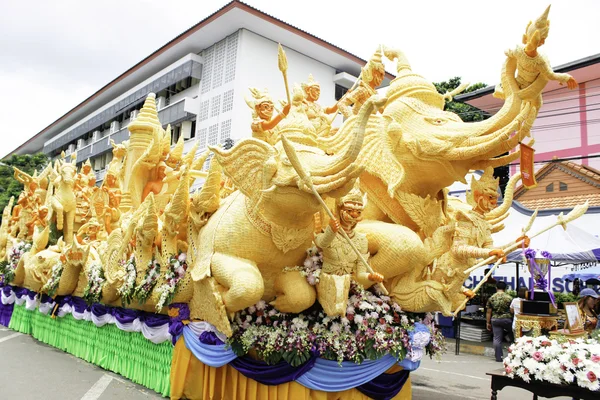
510,287,528,338
577,288,599,334
486,281,514,362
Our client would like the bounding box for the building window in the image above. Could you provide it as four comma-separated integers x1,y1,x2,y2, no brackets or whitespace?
212,39,227,89
546,183,554,193
210,95,221,117
198,128,208,149
222,89,234,113
220,119,232,142
190,120,196,139
559,182,568,191
208,124,219,146
201,47,214,94
171,125,182,145
199,100,210,121
335,84,348,101
224,32,238,83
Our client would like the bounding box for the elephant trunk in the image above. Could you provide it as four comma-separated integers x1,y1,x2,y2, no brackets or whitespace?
486,172,521,220
310,97,381,193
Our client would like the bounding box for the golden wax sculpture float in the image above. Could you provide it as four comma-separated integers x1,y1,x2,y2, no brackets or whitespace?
0,5,587,397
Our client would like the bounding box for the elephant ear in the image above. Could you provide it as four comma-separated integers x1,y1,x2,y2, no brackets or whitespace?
210,138,276,201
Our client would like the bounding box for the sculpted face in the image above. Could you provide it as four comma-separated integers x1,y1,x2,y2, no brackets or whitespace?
306,86,320,102
257,101,274,120
340,204,363,230
474,191,498,214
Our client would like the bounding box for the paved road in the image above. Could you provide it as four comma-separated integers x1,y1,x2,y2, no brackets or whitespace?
0,325,574,399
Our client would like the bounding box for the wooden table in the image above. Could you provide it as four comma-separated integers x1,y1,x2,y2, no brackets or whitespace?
515,314,559,338
487,368,598,399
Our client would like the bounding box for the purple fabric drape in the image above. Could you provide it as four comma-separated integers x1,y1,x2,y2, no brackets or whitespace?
1,285,13,297
356,369,410,400
198,331,319,386
113,307,139,324
168,303,189,344
0,302,13,327
140,313,169,328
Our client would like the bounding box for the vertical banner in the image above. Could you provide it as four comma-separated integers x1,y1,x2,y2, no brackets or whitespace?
520,142,537,188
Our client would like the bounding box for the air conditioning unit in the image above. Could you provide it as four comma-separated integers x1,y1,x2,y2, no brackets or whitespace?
77,139,85,149
92,131,102,142
130,110,139,120
156,96,167,109
68,144,76,154
110,121,120,133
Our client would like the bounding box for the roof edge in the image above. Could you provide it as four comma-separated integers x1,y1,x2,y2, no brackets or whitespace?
6,0,394,159
455,52,600,103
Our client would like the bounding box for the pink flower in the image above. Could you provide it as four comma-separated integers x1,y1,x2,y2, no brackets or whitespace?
533,352,543,361
572,358,580,366
587,371,597,382
592,355,600,363
505,366,512,374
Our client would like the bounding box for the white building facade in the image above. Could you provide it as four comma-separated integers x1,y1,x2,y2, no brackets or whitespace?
8,1,392,187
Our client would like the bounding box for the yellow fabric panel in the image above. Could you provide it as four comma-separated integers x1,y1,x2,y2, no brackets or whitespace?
170,337,412,400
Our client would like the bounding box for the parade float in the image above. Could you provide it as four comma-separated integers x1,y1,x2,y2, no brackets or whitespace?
0,6,590,399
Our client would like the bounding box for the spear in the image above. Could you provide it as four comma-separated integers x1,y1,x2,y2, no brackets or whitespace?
280,135,388,295
277,44,291,106
453,202,588,316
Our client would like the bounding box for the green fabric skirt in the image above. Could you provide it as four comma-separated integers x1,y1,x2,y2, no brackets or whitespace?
9,303,172,397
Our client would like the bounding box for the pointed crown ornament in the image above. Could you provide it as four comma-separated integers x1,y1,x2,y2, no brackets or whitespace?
383,47,445,109
245,88,273,117
467,167,499,206
301,74,319,91
524,5,551,44
336,179,367,210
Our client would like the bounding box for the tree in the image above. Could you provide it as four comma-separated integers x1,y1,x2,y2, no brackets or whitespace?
0,153,50,222
433,77,510,194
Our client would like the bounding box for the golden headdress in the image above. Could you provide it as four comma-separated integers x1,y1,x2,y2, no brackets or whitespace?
361,48,385,85
245,88,273,112
336,179,367,210
383,46,445,110
524,5,551,43
301,74,319,91
467,167,499,206
83,159,92,169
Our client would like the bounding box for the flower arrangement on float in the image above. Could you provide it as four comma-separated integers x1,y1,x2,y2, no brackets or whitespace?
133,257,160,304
117,255,137,306
283,247,322,285
83,261,105,304
228,248,445,367
155,252,188,311
504,335,600,391
41,260,64,297
0,241,31,284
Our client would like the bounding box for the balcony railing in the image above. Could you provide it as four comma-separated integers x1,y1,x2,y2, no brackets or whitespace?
78,97,197,162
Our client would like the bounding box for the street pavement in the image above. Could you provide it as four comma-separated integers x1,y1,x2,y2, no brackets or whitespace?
0,325,574,399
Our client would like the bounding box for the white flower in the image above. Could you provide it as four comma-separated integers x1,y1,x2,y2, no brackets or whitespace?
384,314,394,324
255,300,266,310
354,315,364,325
358,301,374,310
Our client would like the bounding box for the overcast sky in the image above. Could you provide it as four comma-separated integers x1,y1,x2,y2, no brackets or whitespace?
1,0,599,157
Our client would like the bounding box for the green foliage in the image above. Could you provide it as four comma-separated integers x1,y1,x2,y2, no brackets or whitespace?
554,292,578,306
433,77,488,122
0,153,50,222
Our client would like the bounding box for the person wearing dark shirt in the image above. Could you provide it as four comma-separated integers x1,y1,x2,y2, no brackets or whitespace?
486,281,514,362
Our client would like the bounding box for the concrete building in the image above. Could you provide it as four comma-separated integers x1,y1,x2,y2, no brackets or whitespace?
6,1,392,186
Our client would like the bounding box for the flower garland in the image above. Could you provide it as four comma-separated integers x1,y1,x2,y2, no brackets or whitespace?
0,241,31,284
504,336,600,391
41,260,64,297
117,255,137,306
83,261,105,304
283,247,322,285
133,256,160,304
228,282,445,367
155,252,188,312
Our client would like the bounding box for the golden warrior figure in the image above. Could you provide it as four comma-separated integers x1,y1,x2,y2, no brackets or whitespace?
338,49,385,118
315,182,384,317
301,74,338,135
246,88,290,145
